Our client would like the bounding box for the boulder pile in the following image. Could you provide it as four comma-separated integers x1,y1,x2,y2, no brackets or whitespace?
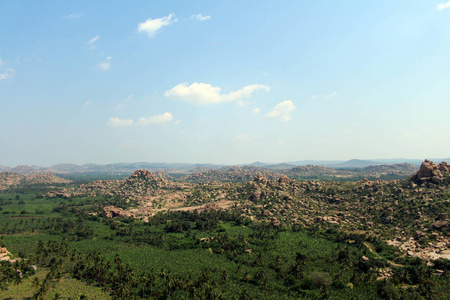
411,159,449,183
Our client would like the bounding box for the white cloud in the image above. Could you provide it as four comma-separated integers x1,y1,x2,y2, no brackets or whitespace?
138,13,177,37
107,113,173,127
164,82,270,105
437,1,450,10
87,36,99,49
175,120,181,125
98,61,110,71
252,108,261,114
326,92,338,99
64,12,83,19
0,68,15,80
106,56,112,60
0,59,3,65
138,112,173,125
84,100,92,107
116,94,133,109
265,100,296,122
191,14,211,21
311,92,338,100
107,117,134,127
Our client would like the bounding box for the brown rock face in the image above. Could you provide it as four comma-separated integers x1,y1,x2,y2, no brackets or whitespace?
130,169,154,179
103,206,131,218
411,160,449,183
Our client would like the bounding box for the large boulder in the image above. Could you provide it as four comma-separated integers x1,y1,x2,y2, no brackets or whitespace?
411,160,449,183
433,220,448,230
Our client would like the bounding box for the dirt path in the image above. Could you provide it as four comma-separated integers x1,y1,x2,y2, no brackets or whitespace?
151,199,236,214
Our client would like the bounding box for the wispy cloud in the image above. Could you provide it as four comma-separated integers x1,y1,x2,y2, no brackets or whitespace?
98,56,112,71
87,35,99,49
165,82,270,105
138,13,177,38
0,59,3,65
107,113,173,127
326,92,338,99
191,14,211,21
83,100,92,107
437,1,450,10
107,117,134,127
311,92,338,100
64,12,83,19
138,112,173,125
0,68,15,80
252,108,261,115
265,100,296,122
116,94,133,109
98,61,110,71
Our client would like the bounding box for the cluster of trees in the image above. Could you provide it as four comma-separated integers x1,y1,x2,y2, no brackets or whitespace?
0,216,93,241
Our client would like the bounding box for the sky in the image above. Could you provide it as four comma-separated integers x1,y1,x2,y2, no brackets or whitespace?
1,1,450,166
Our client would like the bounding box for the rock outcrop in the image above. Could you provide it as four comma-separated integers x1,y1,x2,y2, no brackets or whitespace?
103,206,132,218
411,160,449,183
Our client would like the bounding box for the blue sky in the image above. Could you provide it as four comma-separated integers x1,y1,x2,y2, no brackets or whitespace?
1,1,450,166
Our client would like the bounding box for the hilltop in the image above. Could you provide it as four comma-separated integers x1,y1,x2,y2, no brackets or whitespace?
0,171,71,191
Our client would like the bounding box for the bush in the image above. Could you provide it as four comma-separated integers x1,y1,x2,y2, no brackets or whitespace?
302,271,333,290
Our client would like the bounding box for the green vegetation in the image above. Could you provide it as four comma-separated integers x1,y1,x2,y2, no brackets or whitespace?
0,171,449,299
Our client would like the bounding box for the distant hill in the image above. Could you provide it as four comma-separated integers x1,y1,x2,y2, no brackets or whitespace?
180,166,280,183
1,158,444,176
284,165,353,179
332,159,379,169
9,165,37,175
0,165,11,172
0,171,71,190
263,163,296,170
247,161,270,167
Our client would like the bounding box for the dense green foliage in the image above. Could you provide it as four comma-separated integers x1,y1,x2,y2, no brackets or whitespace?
0,184,449,299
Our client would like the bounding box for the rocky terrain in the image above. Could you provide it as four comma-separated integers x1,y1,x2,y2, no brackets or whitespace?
179,163,419,182
0,171,71,191
180,166,281,183
42,160,449,263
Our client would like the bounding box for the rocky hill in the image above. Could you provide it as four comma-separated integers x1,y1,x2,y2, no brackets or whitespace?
9,165,37,175
177,163,419,183
284,165,353,179
0,171,71,190
411,159,450,183
180,166,281,183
